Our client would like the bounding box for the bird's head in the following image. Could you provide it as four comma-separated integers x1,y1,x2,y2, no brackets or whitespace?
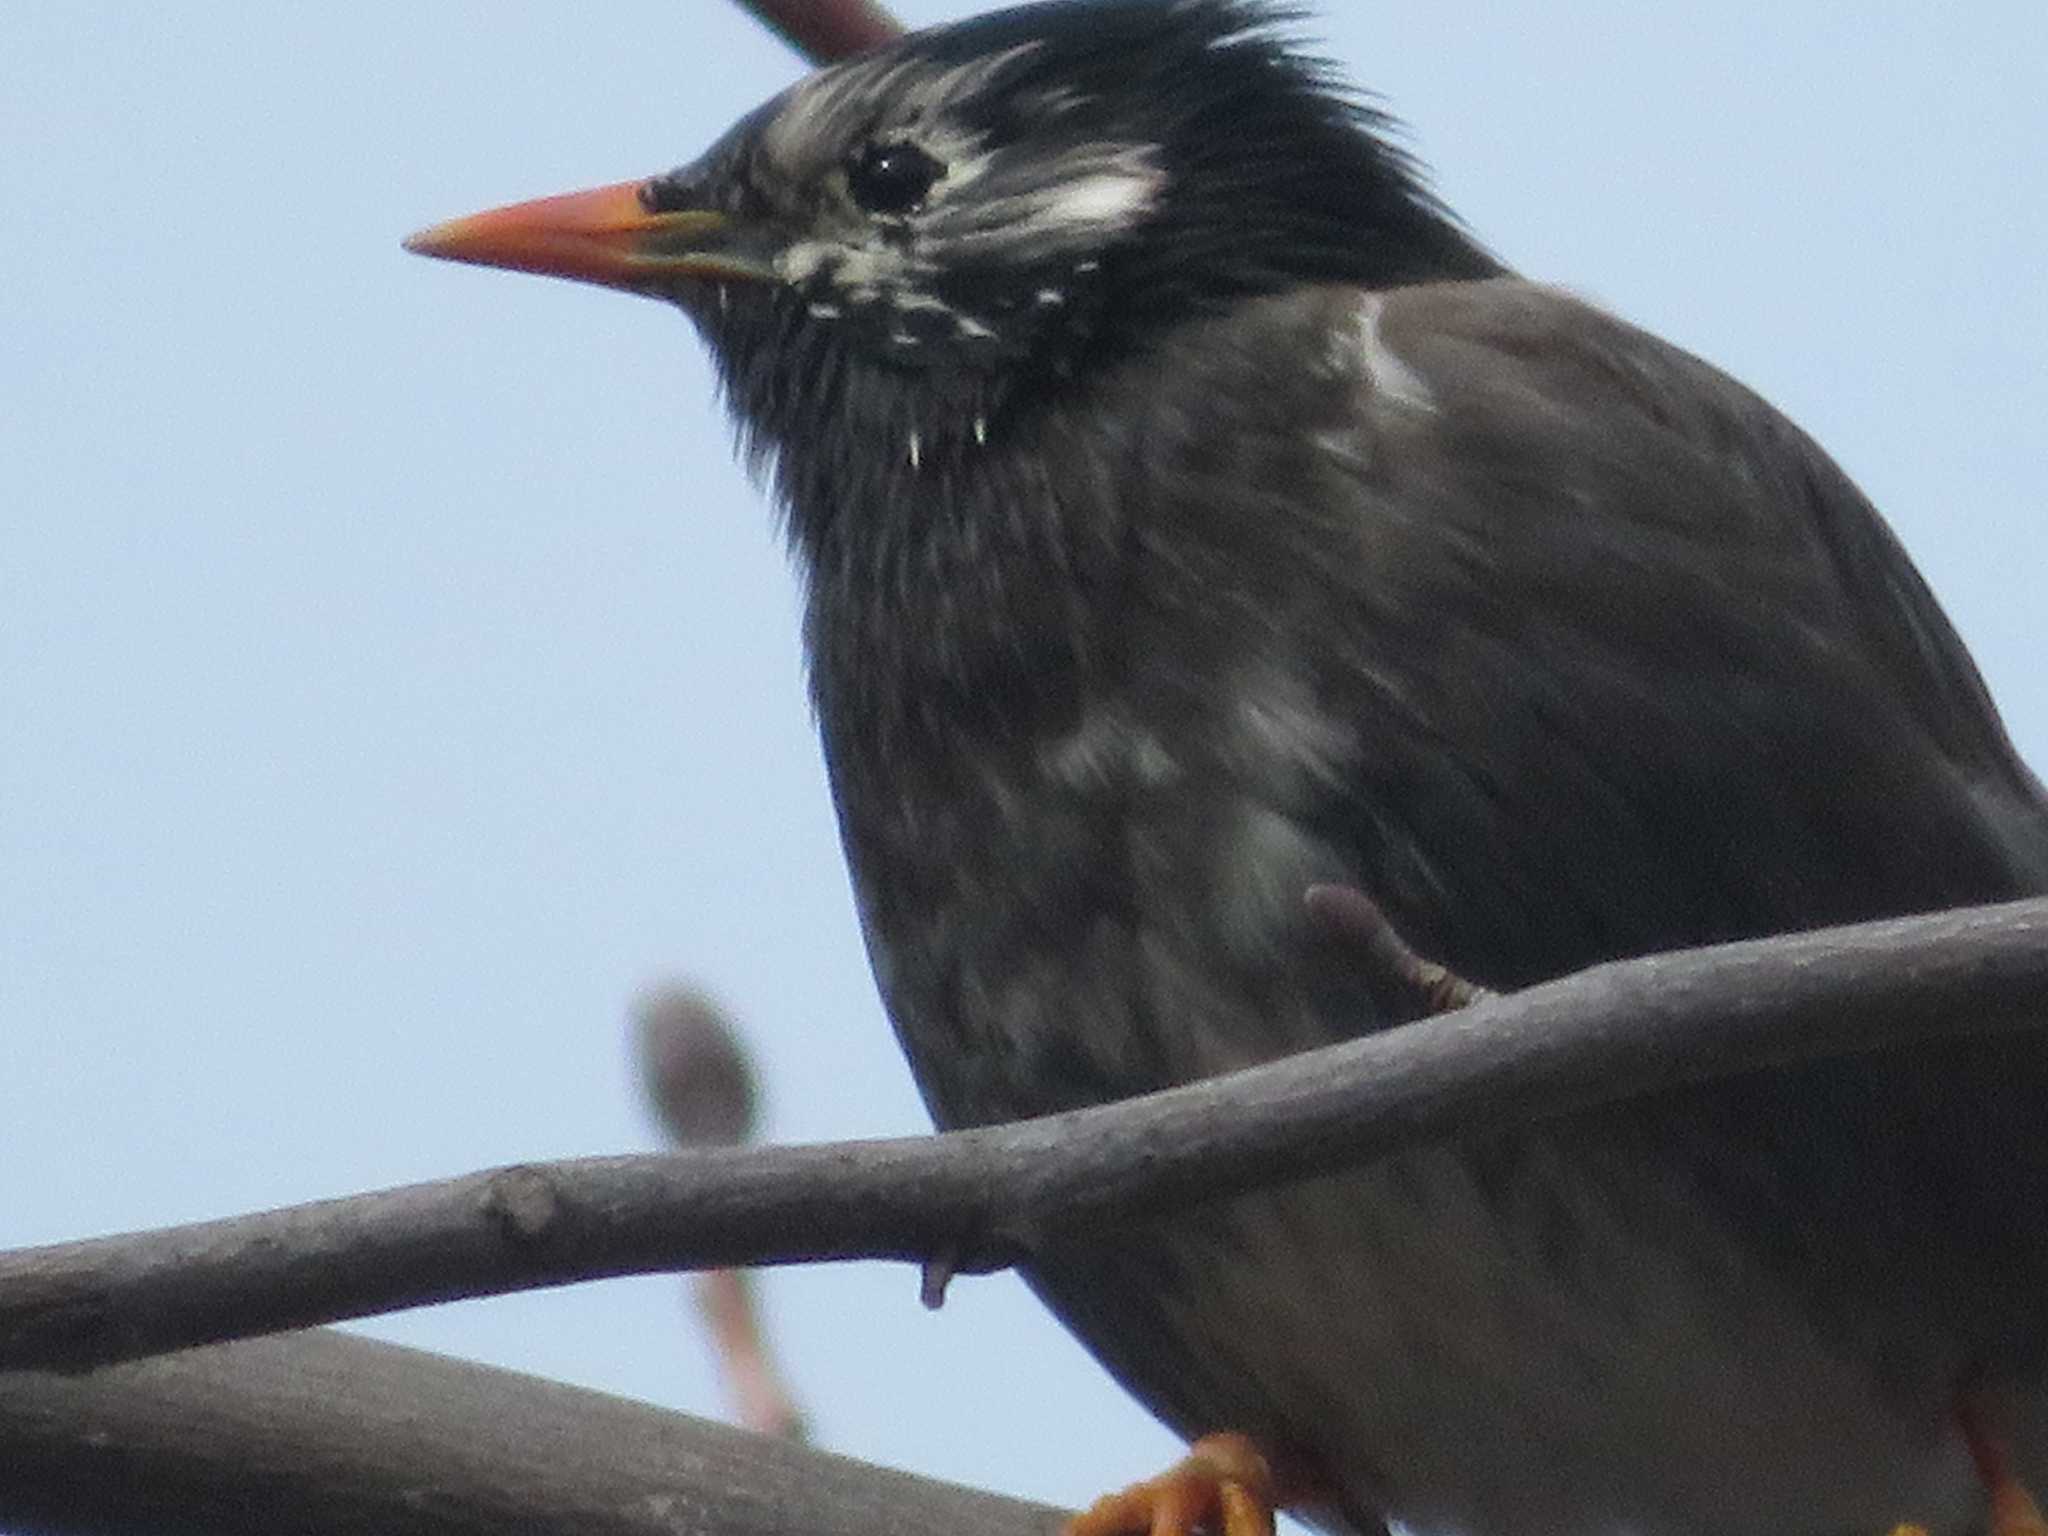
409,0,1493,461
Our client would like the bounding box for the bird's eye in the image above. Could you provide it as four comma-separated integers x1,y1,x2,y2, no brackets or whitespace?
847,140,945,216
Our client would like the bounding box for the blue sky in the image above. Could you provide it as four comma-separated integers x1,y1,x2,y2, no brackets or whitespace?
4,0,2043,1513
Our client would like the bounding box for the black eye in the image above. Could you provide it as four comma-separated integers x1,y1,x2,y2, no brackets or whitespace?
847,140,945,216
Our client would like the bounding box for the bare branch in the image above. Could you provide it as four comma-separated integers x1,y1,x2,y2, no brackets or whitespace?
0,1327,1063,1536
734,0,906,65
3,896,2046,1374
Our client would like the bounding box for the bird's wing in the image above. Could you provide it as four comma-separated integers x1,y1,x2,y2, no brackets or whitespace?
1232,280,2048,1356
1298,277,2048,986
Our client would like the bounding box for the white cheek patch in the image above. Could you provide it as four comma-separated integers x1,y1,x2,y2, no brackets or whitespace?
920,138,995,198
1033,167,1161,235
936,144,1166,262
774,143,1164,329
762,57,1163,333
777,236,911,303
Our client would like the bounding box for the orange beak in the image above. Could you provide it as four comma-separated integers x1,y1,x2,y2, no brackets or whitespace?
404,178,777,294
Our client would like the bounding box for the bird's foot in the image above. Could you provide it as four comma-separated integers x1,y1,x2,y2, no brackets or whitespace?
1924,1463,2048,1536
1066,1432,1278,1536
1984,1481,2048,1536
1895,1395,2048,1536
1959,1398,2048,1536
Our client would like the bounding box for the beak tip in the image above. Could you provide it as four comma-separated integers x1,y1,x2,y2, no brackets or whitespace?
399,180,757,289
402,222,456,260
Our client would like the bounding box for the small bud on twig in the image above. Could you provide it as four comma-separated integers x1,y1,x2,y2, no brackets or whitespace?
734,0,906,66
633,983,807,1440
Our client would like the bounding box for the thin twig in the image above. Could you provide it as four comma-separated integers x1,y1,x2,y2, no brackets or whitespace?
2,895,2046,1373
637,983,808,1438
921,1248,961,1310
735,0,906,65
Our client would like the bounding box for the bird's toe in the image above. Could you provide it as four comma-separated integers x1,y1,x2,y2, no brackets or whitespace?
1066,1433,1281,1536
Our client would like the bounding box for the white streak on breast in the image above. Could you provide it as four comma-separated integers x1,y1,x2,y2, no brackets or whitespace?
1232,664,1358,793
1039,708,1180,790
1213,801,1338,959
1352,292,1436,413
1204,665,1361,957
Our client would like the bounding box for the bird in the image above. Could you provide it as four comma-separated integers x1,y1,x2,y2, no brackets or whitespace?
405,3,2048,1534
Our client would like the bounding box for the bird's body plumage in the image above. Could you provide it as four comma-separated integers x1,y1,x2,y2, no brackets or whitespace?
409,6,2048,1531
803,271,2048,1535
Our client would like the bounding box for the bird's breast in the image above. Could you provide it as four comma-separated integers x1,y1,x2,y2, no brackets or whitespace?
827,654,1383,1131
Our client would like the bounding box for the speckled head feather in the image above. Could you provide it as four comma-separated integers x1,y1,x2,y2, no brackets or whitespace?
651,0,1496,499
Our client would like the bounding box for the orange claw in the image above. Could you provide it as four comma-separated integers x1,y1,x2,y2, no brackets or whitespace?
1986,1482,2048,1536
1067,1433,1279,1536
1888,1394,2048,1536
1959,1398,2048,1536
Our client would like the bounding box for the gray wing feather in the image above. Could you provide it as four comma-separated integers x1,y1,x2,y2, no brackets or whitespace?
1326,280,2048,1358
1327,279,2048,978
